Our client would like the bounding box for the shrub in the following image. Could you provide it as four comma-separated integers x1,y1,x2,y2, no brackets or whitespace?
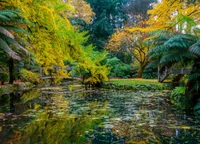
170,86,186,109
194,98,200,118
0,71,8,84
142,68,157,79
19,69,40,84
106,57,132,78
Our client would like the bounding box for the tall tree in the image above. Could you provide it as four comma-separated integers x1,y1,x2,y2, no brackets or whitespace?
84,0,155,50
69,0,95,24
3,0,110,85
106,29,152,77
146,0,200,30
85,0,123,50
3,0,92,79
121,0,156,27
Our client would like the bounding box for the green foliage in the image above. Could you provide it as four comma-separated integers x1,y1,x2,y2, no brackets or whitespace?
105,57,132,78
142,68,157,79
109,79,162,85
0,9,30,60
19,69,40,84
85,0,155,50
186,67,200,107
194,98,200,117
0,88,3,94
0,7,32,84
75,46,110,86
103,79,168,90
170,86,186,109
148,29,200,109
147,32,198,69
0,71,8,83
85,0,122,50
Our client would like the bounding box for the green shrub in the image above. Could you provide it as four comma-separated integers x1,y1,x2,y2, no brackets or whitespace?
102,79,169,91
170,86,186,109
0,71,8,84
106,57,132,78
0,88,3,94
194,98,200,118
142,68,157,79
19,69,40,84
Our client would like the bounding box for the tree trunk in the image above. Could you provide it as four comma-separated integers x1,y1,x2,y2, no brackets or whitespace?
138,62,148,78
138,67,143,78
8,58,14,84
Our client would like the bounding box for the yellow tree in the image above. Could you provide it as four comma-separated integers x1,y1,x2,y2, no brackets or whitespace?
3,0,95,81
76,45,110,86
105,29,152,77
146,0,200,31
119,0,200,78
69,0,95,24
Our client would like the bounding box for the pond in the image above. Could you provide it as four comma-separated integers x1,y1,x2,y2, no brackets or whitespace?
0,86,200,144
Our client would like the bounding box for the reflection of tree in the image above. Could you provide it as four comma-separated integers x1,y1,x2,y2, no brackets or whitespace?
110,117,161,143
1,90,108,144
104,91,199,144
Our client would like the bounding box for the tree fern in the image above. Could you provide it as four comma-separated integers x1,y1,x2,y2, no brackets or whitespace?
0,38,21,60
0,9,31,84
165,34,198,49
4,26,29,35
160,52,193,65
190,40,200,56
146,60,160,68
0,9,30,60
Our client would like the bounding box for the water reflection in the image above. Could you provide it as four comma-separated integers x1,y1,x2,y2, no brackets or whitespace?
0,89,108,144
0,89,200,143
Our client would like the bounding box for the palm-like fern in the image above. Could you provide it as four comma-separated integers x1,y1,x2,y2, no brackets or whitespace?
186,40,200,106
0,9,29,60
0,9,30,83
147,29,200,107
147,30,199,70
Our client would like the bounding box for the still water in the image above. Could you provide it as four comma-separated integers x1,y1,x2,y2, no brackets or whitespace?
0,87,200,144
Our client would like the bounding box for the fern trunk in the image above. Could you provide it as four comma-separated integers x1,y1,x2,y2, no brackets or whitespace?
8,58,14,84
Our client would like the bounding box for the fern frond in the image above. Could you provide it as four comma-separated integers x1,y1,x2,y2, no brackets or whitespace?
0,38,21,60
188,73,200,81
160,52,192,64
0,26,15,39
149,29,173,38
148,52,163,60
165,34,197,50
147,45,166,55
0,10,19,22
15,37,32,48
4,26,29,35
190,40,200,56
146,60,159,68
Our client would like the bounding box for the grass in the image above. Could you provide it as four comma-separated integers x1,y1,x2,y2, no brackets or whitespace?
109,78,163,86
